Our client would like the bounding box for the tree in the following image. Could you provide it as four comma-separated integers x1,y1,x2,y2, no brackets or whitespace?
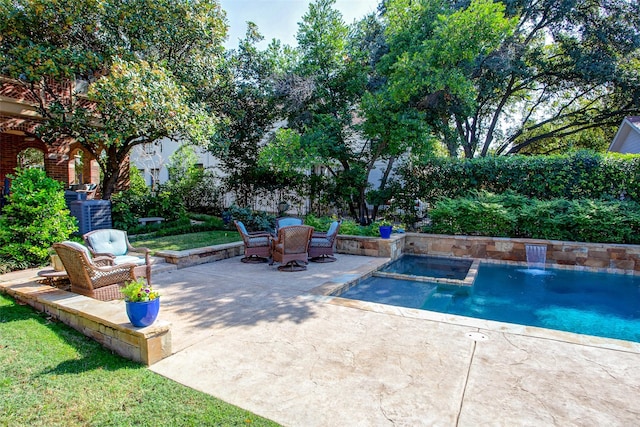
0,0,226,198
491,0,640,155
259,0,436,223
262,0,393,222
260,0,367,220
207,23,287,207
382,0,516,157
380,0,640,157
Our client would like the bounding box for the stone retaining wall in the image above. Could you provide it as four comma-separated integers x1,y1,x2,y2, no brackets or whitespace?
0,279,171,365
334,232,640,274
335,234,404,260
156,241,244,269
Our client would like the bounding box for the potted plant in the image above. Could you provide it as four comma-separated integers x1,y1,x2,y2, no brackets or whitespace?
377,219,393,239
121,278,160,327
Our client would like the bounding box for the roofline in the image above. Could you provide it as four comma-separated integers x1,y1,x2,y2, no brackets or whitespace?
608,117,640,152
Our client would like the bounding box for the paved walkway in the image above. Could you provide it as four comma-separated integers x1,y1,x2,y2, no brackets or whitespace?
148,254,640,426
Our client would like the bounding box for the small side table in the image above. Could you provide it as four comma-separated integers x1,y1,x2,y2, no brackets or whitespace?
37,269,70,290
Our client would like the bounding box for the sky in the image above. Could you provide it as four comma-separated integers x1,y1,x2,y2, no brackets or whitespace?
219,0,380,48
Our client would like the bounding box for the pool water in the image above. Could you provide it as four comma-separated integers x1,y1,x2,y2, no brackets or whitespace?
380,255,473,280
338,263,640,343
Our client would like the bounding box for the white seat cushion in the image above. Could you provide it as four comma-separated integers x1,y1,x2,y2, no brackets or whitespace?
113,255,145,265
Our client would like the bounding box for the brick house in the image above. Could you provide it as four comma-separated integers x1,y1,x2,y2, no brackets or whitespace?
0,75,101,196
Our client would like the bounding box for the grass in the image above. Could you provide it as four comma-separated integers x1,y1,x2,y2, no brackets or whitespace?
0,293,279,427
130,230,242,253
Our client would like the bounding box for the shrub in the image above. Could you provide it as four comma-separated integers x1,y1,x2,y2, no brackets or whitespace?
566,200,640,244
112,166,187,232
517,199,573,240
426,192,640,244
223,205,275,232
179,172,224,214
162,146,224,214
303,214,332,230
427,197,517,237
0,168,77,267
188,213,226,229
400,151,640,203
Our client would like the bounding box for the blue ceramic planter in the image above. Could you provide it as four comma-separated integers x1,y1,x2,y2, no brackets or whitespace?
379,225,393,239
125,298,160,327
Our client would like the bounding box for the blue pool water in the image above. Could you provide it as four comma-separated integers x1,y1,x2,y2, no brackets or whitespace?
339,263,640,342
380,255,472,280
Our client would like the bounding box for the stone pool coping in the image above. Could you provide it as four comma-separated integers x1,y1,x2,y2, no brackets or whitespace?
307,256,640,354
373,256,480,286
156,232,640,275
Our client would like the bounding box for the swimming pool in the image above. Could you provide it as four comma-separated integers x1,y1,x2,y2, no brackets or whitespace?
379,255,472,280
337,260,640,343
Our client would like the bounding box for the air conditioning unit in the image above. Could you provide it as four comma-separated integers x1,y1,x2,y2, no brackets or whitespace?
69,200,112,235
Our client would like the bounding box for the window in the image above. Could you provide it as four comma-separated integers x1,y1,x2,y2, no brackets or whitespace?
150,168,160,189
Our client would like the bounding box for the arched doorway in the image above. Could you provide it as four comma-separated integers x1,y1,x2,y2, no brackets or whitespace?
67,146,100,190
17,147,45,169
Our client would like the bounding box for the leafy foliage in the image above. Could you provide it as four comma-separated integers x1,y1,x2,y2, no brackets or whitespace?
0,168,77,267
379,0,640,157
428,197,518,237
209,23,288,208
259,0,437,223
400,151,640,203
0,0,226,198
162,146,224,215
121,278,159,302
111,166,188,232
223,205,276,233
426,191,640,244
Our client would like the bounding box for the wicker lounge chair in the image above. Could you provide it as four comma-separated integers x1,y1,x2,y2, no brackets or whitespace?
271,225,314,271
53,241,141,301
308,220,341,262
83,229,151,280
235,220,272,263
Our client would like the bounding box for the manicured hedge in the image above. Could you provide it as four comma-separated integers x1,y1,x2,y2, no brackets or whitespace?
401,151,640,202
425,192,640,244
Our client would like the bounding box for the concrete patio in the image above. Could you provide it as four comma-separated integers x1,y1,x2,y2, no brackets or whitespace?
147,254,640,426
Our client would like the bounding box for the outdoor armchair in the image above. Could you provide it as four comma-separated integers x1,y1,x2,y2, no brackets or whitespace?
308,220,341,262
83,229,151,280
275,216,303,234
53,241,141,301
234,220,272,263
270,225,314,271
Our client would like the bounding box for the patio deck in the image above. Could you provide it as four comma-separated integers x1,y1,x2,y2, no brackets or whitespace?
147,254,640,426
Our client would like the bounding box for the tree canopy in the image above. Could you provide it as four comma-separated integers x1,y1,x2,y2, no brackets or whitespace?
2,0,639,224
380,0,640,157
0,0,227,198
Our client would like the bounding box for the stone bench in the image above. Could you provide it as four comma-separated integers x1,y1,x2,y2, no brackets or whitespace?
138,217,165,225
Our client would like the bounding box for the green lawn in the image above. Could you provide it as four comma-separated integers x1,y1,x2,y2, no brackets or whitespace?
0,293,278,427
130,230,242,254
